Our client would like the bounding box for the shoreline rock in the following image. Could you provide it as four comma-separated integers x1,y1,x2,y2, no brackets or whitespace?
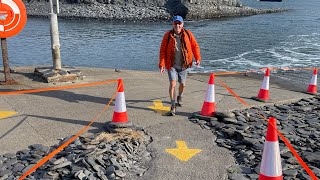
191,96,320,179
23,0,287,22
0,127,153,179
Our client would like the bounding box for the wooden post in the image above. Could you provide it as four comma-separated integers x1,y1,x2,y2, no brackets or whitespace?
1,38,16,84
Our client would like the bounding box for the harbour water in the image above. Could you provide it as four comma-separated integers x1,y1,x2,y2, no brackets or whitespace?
2,0,320,73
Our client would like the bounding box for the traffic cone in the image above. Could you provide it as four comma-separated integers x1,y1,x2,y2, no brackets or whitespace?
307,68,317,94
256,68,270,101
112,79,128,124
200,73,216,116
259,117,282,180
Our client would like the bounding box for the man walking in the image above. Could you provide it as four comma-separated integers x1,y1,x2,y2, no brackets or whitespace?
159,15,201,116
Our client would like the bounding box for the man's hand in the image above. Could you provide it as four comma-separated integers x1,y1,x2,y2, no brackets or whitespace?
194,60,200,67
160,67,165,75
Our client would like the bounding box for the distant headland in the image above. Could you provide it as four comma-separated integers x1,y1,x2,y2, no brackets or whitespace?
23,0,287,21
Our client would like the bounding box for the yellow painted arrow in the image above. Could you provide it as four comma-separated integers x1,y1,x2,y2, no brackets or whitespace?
147,100,171,115
0,111,17,119
166,141,202,161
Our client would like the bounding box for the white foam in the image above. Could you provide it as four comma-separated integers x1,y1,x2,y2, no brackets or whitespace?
201,33,320,72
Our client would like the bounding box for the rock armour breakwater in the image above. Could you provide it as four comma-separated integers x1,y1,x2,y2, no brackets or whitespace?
23,0,286,21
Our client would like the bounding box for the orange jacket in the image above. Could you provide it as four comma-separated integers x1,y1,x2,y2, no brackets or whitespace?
159,28,201,70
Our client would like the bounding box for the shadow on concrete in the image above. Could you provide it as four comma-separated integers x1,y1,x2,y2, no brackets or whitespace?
28,90,170,112
164,0,189,18
175,110,194,118
0,88,17,92
0,115,28,140
32,90,111,104
0,70,47,83
27,114,106,134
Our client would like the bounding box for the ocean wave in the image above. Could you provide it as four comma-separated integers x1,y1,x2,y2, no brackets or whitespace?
198,33,320,72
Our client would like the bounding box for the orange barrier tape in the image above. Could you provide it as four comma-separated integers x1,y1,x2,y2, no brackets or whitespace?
195,66,317,77
0,80,118,95
19,81,120,180
259,67,317,71
214,71,249,76
217,78,318,180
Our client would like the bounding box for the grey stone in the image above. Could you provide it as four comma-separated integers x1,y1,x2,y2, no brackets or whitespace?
115,170,126,177
236,116,247,122
43,171,60,179
0,156,7,162
50,161,72,170
110,158,121,170
305,154,320,164
0,169,12,177
29,144,49,153
237,125,250,131
106,165,115,176
73,138,82,146
0,164,7,171
283,169,298,176
202,124,211,130
222,128,235,137
296,129,310,135
223,118,238,124
81,145,96,150
52,157,66,165
22,164,36,174
215,123,226,130
235,145,246,149
5,158,18,166
311,166,320,176
254,164,260,174
277,105,291,111
253,143,264,150
286,157,299,165
13,163,25,172
239,166,252,174
282,151,293,159
75,170,87,180
96,168,108,180
282,163,295,171
242,137,258,146
247,173,259,180
57,168,70,175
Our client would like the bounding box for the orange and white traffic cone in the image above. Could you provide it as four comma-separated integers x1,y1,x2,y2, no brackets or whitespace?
307,68,318,94
200,73,216,117
259,117,282,180
112,79,128,124
256,68,270,101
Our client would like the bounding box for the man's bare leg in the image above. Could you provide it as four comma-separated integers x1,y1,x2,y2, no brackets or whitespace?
168,80,177,115
169,80,176,106
177,83,185,106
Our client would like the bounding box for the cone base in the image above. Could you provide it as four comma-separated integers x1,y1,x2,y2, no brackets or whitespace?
257,89,269,100
200,102,216,117
307,85,317,94
259,173,282,180
112,112,128,123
